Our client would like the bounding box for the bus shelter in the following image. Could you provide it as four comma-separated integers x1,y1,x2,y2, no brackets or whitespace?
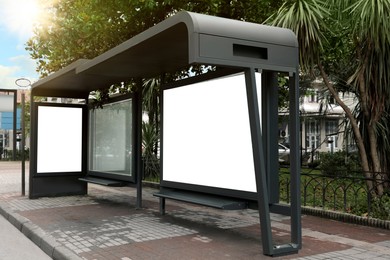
30,11,300,256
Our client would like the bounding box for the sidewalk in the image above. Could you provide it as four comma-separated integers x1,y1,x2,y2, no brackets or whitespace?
1,161,390,259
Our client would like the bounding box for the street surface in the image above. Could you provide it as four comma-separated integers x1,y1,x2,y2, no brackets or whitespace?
0,161,51,260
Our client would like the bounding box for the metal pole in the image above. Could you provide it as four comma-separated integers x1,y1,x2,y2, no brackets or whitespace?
15,78,31,197
21,91,25,196
13,92,17,161
244,68,273,255
135,79,143,209
289,71,302,248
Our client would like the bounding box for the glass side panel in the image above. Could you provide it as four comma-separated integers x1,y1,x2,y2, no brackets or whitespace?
89,99,132,176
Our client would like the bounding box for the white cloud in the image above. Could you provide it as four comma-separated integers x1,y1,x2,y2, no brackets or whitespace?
9,55,38,77
0,1,41,89
0,64,20,89
0,56,37,89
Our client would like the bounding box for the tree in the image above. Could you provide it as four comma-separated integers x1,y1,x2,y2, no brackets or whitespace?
26,0,284,178
27,0,283,77
267,0,390,196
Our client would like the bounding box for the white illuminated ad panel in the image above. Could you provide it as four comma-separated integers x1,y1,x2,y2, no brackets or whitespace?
37,106,83,173
163,72,261,192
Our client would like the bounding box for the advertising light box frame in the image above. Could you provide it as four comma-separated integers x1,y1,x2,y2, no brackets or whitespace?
33,103,87,175
161,70,262,200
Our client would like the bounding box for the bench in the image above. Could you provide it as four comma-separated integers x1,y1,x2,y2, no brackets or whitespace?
154,188,248,214
78,176,127,187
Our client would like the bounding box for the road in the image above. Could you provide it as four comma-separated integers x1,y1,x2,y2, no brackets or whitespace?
0,161,51,260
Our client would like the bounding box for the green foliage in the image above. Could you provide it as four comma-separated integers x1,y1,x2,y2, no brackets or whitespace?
142,121,160,180
371,194,390,220
267,0,329,73
347,0,390,119
278,76,289,109
27,0,283,78
268,0,390,195
307,160,320,169
320,151,361,176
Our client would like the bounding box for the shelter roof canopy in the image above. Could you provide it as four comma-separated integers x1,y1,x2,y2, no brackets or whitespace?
32,11,298,98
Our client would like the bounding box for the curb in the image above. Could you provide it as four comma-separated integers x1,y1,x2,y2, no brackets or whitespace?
302,206,390,230
0,202,82,260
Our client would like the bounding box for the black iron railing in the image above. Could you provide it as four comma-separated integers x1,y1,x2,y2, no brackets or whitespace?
280,167,390,221
141,159,390,222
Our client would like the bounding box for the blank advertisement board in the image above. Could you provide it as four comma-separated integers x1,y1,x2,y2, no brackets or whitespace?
37,105,83,173
162,72,261,193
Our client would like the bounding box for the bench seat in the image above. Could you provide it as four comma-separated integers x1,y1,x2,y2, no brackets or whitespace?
154,188,248,210
79,176,126,187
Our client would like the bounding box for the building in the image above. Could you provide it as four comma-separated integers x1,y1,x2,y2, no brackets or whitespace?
0,90,29,160
279,79,357,162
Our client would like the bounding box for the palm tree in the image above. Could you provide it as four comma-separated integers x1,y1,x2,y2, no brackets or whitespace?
142,78,161,179
267,0,390,196
346,0,390,195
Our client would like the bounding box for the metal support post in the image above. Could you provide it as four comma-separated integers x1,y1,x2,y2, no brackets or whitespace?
21,92,25,196
289,71,302,248
159,197,166,215
244,68,274,255
261,71,279,204
135,81,143,209
245,68,301,256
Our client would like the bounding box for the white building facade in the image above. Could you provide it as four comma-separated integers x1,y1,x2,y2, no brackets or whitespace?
279,80,357,162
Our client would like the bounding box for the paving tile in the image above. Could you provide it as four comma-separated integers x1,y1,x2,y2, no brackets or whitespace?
1,162,390,260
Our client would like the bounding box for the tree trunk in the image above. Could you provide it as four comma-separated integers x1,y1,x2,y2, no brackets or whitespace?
317,63,375,193
357,71,384,196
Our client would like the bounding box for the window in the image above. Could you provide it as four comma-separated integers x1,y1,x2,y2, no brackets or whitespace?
325,120,338,148
306,119,320,150
308,90,318,103
329,95,336,105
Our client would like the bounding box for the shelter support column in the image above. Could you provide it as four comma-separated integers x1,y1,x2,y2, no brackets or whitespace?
244,68,273,255
134,81,143,209
289,71,302,248
245,68,301,256
261,71,279,204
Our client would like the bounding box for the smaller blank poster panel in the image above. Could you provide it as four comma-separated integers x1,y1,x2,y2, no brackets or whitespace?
37,106,83,173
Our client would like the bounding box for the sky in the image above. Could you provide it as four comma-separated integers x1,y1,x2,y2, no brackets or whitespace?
0,0,43,90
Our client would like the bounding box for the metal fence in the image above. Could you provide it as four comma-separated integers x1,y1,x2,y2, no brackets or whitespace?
141,159,390,223
279,167,390,221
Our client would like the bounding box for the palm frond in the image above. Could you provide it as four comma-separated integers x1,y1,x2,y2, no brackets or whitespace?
347,0,390,122
266,0,329,72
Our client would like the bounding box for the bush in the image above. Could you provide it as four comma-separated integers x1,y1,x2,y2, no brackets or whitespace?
320,151,361,176
308,160,320,169
371,194,390,220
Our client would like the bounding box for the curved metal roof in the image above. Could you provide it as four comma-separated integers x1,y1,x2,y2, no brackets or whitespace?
32,11,298,98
